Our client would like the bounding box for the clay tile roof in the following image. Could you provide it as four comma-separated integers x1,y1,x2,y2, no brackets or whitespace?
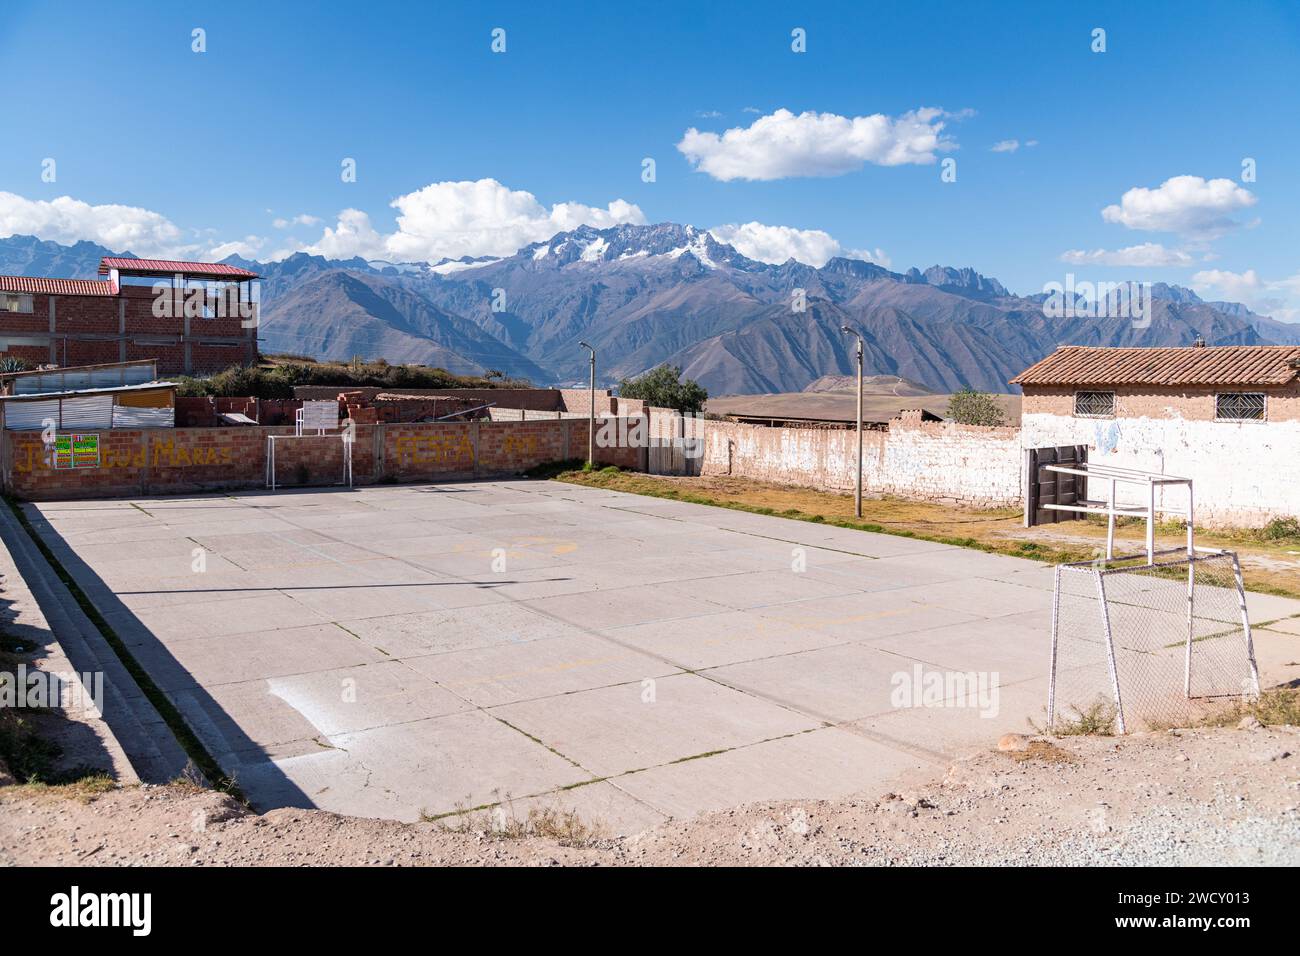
1010,345,1300,388
98,257,259,279
0,275,116,296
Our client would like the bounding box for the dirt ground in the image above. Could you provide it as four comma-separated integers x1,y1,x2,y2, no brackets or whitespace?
557,471,1300,599
2,721,1296,867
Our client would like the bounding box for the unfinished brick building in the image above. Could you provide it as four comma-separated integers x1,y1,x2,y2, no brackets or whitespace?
0,256,258,375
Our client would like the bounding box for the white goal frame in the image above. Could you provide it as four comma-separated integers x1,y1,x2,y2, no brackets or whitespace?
1044,467,1259,733
1039,461,1192,563
265,401,353,490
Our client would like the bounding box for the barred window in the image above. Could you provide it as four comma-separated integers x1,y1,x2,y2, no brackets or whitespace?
2,293,33,314
1073,390,1115,417
1215,392,1265,421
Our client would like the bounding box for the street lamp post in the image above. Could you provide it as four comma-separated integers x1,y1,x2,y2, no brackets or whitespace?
579,341,596,467
841,326,864,518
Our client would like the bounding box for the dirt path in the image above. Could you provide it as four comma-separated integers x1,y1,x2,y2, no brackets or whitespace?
3,723,1296,867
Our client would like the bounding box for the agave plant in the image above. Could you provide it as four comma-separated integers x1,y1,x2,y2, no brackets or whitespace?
0,356,28,374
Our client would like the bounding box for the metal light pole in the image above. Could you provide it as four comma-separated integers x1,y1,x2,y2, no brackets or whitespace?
841,326,864,518
579,341,595,467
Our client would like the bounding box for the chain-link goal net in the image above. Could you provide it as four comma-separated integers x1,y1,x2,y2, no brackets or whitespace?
1049,548,1260,733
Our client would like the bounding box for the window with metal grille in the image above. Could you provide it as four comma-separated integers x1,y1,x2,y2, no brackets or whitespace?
1073,390,1115,417
2,293,33,314
1215,392,1265,421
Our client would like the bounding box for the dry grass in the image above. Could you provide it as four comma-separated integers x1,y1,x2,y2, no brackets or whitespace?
424,795,607,847
12,772,116,804
553,470,1300,598
1196,686,1300,728
1033,700,1118,737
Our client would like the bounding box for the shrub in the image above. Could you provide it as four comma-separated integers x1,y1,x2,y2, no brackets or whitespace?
1261,516,1300,541
618,364,708,414
947,387,1007,427
173,360,531,399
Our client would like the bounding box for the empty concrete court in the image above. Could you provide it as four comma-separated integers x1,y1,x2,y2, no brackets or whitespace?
24,481,1300,834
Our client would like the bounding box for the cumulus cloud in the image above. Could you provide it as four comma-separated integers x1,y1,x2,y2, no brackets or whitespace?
375,179,646,262
0,191,187,258
1192,268,1300,323
207,236,268,260
300,208,387,260
677,107,961,181
1101,175,1257,238
1191,268,1263,302
1060,243,1194,267
709,221,890,268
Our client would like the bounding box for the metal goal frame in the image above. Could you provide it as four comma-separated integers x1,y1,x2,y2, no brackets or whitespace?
1048,546,1260,734
265,401,354,490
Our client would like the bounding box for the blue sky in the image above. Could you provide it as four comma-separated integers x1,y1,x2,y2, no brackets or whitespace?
1,0,1298,317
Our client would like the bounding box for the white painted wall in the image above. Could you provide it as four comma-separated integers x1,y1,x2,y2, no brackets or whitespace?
1022,412,1300,525
702,419,1023,508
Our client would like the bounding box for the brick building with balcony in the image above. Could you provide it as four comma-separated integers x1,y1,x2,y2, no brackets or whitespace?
0,256,258,375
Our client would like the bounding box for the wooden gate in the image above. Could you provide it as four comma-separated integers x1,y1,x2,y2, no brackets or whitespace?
1025,445,1088,526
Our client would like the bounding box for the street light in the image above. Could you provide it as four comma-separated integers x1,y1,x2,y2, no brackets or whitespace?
579,341,596,468
841,325,864,518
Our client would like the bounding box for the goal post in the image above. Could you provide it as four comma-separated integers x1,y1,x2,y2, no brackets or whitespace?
265,401,354,490
1048,547,1260,733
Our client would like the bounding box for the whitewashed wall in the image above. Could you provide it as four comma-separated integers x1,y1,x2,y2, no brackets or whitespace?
1022,412,1300,525
702,416,1023,508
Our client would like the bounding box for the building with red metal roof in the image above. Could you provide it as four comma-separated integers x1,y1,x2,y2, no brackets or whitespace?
0,256,258,375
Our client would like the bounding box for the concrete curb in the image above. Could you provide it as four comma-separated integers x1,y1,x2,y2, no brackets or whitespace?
0,502,189,783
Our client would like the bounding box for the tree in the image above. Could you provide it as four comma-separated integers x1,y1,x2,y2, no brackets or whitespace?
947,387,1006,426
618,364,708,413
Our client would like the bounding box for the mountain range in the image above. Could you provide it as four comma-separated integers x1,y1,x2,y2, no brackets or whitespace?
1,226,1296,394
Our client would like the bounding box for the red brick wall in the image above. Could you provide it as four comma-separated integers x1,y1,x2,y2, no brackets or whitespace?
1,417,646,500
0,286,257,374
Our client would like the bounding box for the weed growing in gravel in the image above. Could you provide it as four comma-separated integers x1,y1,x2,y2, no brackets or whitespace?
423,795,606,847
1033,700,1117,737
1198,687,1300,728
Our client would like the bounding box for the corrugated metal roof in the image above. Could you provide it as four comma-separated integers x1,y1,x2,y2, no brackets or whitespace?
0,381,177,402
1011,346,1300,387
0,275,116,296
98,257,258,279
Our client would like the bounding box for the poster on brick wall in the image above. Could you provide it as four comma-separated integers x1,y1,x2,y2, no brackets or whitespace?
53,433,101,469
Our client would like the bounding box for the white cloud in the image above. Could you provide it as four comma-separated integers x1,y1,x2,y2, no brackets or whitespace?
991,139,1036,153
1192,267,1300,323
1101,175,1257,237
677,107,961,181
376,179,645,262
1191,268,1263,302
272,214,321,229
709,221,889,268
301,208,386,260
1060,243,1194,267
207,235,267,260
0,191,187,258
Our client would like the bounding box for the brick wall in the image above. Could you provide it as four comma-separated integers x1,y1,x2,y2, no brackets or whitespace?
0,286,256,374
1,417,646,500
